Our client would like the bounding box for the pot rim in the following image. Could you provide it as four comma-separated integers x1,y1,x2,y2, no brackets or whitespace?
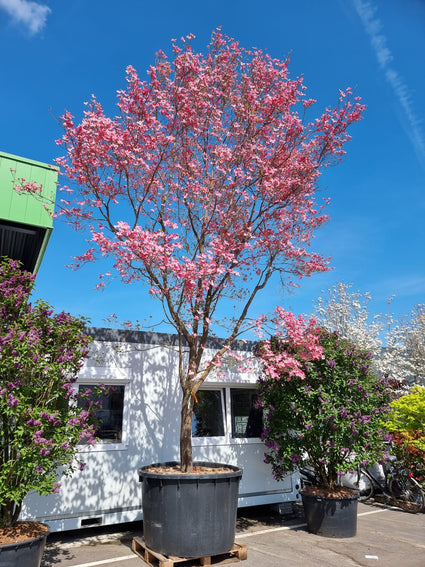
138,461,243,481
0,522,49,551
300,488,359,502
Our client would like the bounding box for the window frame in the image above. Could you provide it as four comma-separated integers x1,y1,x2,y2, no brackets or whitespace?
192,385,263,447
192,388,226,439
191,387,226,447
76,368,130,453
229,387,263,440
226,385,263,445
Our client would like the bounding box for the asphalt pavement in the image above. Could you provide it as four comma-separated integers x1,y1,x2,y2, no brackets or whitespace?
41,500,425,567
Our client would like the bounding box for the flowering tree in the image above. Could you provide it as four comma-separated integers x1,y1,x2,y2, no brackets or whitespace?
0,258,96,528
255,309,393,490
50,30,364,472
313,282,383,352
400,305,425,385
313,282,410,386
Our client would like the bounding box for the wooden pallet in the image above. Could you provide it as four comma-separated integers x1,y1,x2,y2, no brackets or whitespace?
132,537,247,567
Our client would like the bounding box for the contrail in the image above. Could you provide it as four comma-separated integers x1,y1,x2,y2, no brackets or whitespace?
353,0,425,165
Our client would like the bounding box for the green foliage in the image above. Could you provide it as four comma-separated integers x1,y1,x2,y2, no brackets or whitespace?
385,386,425,439
0,257,96,528
256,329,394,490
384,386,425,485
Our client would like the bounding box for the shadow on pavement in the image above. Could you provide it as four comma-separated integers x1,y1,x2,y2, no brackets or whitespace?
41,547,75,567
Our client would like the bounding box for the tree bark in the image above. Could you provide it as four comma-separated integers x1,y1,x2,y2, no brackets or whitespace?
180,390,194,472
0,500,20,529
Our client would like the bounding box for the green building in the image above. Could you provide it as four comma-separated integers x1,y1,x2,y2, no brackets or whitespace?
0,151,58,273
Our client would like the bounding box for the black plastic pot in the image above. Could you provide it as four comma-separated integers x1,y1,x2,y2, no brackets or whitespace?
138,461,242,558
0,523,48,567
301,490,358,538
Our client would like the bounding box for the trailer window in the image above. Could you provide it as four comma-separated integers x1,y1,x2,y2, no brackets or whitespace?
78,385,125,443
230,389,263,438
192,390,224,437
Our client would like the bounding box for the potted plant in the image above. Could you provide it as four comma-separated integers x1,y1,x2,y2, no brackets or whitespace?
19,30,364,558
255,308,394,537
0,258,97,566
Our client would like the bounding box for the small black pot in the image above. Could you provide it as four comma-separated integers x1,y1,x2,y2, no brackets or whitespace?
138,461,242,558
0,523,49,567
301,490,358,538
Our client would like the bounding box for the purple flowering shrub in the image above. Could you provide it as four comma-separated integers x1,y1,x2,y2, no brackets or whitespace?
255,329,394,490
0,258,97,528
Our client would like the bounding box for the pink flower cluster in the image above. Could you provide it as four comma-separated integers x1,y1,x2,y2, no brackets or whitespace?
53,30,364,332
257,307,324,380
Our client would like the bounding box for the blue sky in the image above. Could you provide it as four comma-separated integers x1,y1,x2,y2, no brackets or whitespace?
0,0,424,335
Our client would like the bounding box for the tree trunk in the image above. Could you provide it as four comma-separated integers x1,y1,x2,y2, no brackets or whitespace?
0,500,20,529
180,390,194,472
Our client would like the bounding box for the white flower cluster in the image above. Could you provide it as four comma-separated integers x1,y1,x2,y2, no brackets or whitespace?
313,282,424,387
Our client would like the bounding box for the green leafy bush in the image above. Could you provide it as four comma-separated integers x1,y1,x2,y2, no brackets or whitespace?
256,326,394,490
0,258,96,528
385,386,425,486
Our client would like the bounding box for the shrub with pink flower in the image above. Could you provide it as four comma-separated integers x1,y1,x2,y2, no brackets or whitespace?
0,258,97,528
255,312,394,490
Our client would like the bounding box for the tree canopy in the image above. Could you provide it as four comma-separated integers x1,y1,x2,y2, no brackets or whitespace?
54,30,365,470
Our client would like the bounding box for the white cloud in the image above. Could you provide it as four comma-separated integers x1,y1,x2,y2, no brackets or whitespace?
0,0,51,35
353,0,425,165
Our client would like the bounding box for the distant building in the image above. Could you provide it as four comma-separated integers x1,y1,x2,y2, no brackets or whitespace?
0,150,58,272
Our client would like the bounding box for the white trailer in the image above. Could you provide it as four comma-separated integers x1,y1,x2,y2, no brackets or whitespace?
21,327,300,532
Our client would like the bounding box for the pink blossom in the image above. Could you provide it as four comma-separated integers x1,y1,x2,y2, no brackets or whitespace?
43,30,364,473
